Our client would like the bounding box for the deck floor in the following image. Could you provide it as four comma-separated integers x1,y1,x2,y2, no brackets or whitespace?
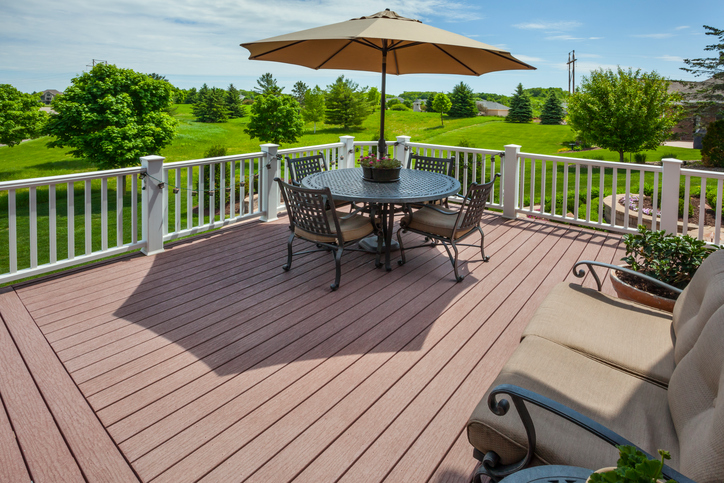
0,213,623,483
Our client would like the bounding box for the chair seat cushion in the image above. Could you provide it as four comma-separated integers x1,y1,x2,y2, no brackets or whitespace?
295,211,374,244
522,283,675,387
467,335,680,472
402,205,473,239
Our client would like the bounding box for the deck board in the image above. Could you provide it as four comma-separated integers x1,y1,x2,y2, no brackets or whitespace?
3,214,624,482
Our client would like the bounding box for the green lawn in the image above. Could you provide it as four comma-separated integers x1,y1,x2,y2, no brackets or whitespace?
0,106,709,280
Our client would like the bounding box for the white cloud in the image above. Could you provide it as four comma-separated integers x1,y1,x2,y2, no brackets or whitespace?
513,21,582,30
633,33,674,39
515,55,544,62
657,55,684,62
546,35,584,41
675,26,690,30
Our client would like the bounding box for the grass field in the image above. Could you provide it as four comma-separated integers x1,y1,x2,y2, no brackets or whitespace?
0,106,710,279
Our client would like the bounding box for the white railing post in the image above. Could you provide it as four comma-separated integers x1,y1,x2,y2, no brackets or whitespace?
395,135,411,167
503,144,521,219
339,135,355,169
260,143,280,222
660,158,683,235
141,155,166,255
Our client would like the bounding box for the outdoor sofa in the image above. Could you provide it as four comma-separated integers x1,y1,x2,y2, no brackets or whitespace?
467,248,724,483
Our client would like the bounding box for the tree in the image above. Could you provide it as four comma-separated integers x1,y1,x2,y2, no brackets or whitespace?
325,75,370,129
302,85,326,133
426,94,436,112
0,84,47,147
292,81,308,107
431,93,451,127
185,87,198,104
254,73,283,96
245,94,304,146
193,87,229,123
366,87,381,111
680,25,723,115
226,84,246,118
567,67,684,162
540,92,565,125
448,82,476,117
44,63,177,170
506,83,533,123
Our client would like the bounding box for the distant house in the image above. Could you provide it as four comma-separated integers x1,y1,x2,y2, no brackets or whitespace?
476,100,509,117
668,78,721,141
40,89,62,105
412,99,425,112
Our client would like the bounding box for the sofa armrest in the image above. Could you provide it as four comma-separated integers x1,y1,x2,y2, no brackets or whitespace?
572,261,683,295
475,384,694,483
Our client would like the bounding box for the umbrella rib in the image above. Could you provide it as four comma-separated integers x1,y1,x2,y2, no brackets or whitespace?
432,44,479,75
353,38,382,51
486,49,536,69
246,40,307,59
316,40,355,69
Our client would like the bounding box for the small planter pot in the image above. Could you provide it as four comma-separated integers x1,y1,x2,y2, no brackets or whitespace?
609,267,676,313
362,167,401,183
587,467,665,483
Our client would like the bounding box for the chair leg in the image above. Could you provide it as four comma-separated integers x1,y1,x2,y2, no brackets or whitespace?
282,232,295,271
477,226,489,262
451,242,464,282
330,247,343,291
396,228,407,266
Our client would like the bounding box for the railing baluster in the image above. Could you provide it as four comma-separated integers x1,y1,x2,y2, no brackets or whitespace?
598,166,604,224
574,163,581,219
175,169,181,233
519,157,526,210
68,181,75,258
562,163,569,218
462,152,469,197
198,165,204,227
101,177,108,251
85,180,92,255
116,176,123,247
715,179,722,245
623,169,631,230
610,168,618,228
49,184,57,264
652,172,660,231
209,163,216,226
249,158,255,214
30,187,37,268
230,161,236,219
220,162,226,223
240,160,246,216
163,168,169,236
9,189,17,273
683,176,690,234
637,171,645,228
540,159,546,215
586,165,592,222
186,167,192,230
530,157,536,212
131,175,138,245
698,178,706,240
551,161,557,216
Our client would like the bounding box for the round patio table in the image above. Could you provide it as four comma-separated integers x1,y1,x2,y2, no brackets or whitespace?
302,168,460,271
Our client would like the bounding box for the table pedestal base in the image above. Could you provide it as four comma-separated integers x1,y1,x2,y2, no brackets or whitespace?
358,236,399,253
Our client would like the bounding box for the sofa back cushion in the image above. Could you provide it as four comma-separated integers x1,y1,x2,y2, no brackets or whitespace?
672,249,724,364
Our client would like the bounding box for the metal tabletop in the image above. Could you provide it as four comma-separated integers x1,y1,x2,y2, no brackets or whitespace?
301,168,461,203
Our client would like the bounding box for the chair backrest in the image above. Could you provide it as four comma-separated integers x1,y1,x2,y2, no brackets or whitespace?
408,154,453,176
287,154,327,185
667,249,724,482
454,174,500,235
275,177,341,241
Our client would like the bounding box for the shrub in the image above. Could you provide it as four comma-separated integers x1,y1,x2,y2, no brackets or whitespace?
585,154,605,161
659,152,678,160
702,119,724,168
633,153,647,164
389,103,410,111
202,145,230,207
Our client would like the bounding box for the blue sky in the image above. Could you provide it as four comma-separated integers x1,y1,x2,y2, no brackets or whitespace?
1,0,721,97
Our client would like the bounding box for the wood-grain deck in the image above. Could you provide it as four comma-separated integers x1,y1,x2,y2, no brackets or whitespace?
1,213,623,482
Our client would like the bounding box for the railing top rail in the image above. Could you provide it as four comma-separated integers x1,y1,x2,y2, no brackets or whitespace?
408,142,503,156
681,167,724,180
278,143,344,155
353,140,395,145
518,152,663,172
164,152,265,169
0,166,144,190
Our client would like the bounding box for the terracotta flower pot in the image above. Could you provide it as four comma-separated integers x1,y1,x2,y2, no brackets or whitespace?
609,267,676,313
362,166,401,183
587,467,665,483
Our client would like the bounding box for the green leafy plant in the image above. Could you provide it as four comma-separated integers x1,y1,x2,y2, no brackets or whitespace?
633,153,647,164
701,119,724,168
622,225,720,289
358,155,402,169
589,446,675,483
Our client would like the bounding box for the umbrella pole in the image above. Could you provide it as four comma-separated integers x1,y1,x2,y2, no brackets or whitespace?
378,45,387,158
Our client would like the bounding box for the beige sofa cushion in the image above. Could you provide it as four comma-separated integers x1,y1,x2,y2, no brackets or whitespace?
672,248,724,365
295,211,374,244
401,205,474,239
467,335,679,472
522,283,675,386
668,303,724,483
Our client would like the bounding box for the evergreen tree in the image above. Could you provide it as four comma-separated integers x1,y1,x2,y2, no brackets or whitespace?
506,83,533,123
540,92,565,125
325,76,370,129
185,87,197,104
680,25,723,115
193,87,229,123
226,84,246,118
448,82,476,117
303,85,326,133
254,73,283,96
245,94,304,145
426,94,436,112
292,81,308,107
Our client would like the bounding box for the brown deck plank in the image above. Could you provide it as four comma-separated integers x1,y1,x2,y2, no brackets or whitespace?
0,393,32,483
0,289,139,482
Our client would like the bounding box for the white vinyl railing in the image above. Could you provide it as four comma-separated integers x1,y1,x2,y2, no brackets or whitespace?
2,136,722,284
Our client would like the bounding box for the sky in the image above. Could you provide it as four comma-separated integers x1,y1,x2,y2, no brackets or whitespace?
1,0,722,97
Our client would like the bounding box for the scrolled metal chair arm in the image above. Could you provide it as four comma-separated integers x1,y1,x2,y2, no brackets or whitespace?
477,384,694,483
572,261,682,295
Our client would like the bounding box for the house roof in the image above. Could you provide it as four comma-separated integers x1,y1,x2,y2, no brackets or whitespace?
476,100,509,110
41,89,63,95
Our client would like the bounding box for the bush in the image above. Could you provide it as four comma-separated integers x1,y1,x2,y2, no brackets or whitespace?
659,152,678,160
633,153,647,164
702,119,724,167
389,103,410,111
202,145,229,208
584,154,605,161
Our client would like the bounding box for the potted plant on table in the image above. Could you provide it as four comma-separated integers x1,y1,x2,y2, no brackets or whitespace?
611,225,721,312
359,154,403,183
587,445,676,483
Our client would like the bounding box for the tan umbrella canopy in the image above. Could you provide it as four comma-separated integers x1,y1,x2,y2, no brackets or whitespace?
241,9,536,155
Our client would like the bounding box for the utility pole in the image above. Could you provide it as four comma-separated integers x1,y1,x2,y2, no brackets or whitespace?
86,59,108,69
567,50,577,94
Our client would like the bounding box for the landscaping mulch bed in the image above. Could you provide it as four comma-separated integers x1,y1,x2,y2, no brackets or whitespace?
620,194,719,226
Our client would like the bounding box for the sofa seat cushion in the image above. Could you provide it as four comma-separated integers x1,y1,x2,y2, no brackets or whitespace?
295,211,374,244
522,283,675,387
401,206,474,239
467,335,680,472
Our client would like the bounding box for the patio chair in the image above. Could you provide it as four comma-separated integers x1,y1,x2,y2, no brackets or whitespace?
408,153,455,207
396,174,500,282
275,178,375,291
287,153,352,210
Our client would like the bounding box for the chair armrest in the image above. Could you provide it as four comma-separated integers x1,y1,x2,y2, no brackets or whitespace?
572,261,682,295
477,384,694,483
415,203,457,215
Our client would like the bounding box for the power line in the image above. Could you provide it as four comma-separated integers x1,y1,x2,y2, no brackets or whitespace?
86,59,108,68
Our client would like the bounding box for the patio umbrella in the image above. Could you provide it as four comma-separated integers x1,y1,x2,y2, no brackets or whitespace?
241,9,535,157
